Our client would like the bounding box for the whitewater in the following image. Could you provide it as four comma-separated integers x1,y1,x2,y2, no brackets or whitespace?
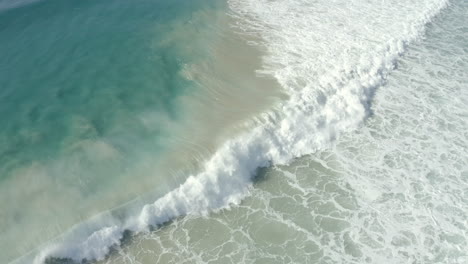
4,0,466,263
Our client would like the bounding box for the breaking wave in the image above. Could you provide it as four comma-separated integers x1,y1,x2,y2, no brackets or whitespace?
21,0,450,263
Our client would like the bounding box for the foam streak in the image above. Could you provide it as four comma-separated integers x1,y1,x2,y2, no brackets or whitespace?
31,0,449,262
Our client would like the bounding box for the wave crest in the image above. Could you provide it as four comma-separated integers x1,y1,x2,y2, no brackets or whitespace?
27,0,449,263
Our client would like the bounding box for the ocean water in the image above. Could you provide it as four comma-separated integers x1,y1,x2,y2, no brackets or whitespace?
0,0,282,262
0,0,466,263
0,0,214,261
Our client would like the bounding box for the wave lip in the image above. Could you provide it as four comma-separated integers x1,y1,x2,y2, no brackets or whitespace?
24,0,450,263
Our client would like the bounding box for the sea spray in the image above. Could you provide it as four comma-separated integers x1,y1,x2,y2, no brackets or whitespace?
30,0,452,263
0,0,229,262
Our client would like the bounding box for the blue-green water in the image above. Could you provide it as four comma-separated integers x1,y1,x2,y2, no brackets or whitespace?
0,0,214,181
0,0,225,262
1,0,467,263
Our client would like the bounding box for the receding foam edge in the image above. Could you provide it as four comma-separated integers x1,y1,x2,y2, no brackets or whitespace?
15,0,449,263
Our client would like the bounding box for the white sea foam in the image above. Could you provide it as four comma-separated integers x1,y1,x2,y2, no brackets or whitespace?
27,0,451,263
0,0,40,12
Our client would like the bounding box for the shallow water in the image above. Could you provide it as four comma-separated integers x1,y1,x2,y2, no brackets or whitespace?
101,0,467,263
1,0,467,263
0,0,280,262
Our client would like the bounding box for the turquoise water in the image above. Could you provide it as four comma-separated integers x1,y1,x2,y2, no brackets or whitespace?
0,0,227,262
0,0,212,181
96,1,467,263
1,0,467,263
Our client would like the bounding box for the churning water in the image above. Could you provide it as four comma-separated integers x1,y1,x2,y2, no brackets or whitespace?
0,0,466,263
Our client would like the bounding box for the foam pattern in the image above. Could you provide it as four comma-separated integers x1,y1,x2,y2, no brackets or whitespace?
96,1,467,263
27,0,465,263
